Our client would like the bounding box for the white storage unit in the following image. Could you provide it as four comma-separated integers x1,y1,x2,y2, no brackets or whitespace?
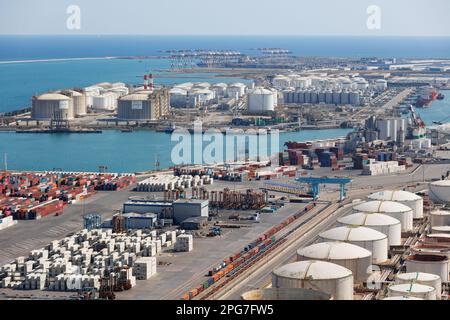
319,226,388,264
430,210,450,227
405,254,449,283
272,261,354,300
296,242,372,283
368,190,423,219
247,87,276,113
429,180,450,203
388,283,436,300
353,200,414,232
395,272,442,299
337,212,401,246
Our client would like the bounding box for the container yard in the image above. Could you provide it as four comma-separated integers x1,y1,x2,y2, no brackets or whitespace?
0,227,194,298
0,172,135,223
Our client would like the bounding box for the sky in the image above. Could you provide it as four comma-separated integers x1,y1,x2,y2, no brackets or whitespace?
0,0,449,36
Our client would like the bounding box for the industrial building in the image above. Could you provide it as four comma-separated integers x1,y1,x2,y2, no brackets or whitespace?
31,93,74,120
117,89,170,121
172,199,209,224
122,198,208,225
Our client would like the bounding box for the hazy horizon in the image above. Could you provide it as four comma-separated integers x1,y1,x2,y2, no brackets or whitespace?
1,0,449,36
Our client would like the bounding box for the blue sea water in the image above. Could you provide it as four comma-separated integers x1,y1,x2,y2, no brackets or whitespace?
0,129,352,173
0,35,449,172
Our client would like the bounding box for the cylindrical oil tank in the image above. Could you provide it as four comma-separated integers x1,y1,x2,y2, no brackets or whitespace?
296,242,372,283
395,272,442,299
318,226,388,264
340,91,350,104
318,91,326,103
353,200,414,232
432,226,450,234
241,288,331,300
411,244,450,259
405,254,449,283
382,296,423,300
367,190,423,219
31,93,74,120
337,212,401,246
272,260,354,300
429,180,450,203
297,91,305,104
430,210,450,227
332,90,341,104
310,91,319,103
388,283,436,300
61,90,87,116
247,87,275,113
303,90,312,103
325,90,333,104
349,91,360,106
377,119,391,141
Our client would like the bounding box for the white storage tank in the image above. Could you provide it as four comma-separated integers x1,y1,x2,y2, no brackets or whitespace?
241,288,331,300
226,83,246,97
296,242,372,283
211,83,228,97
318,226,388,264
388,283,436,300
169,87,188,108
337,212,401,246
431,226,450,234
429,180,450,203
395,272,442,299
368,190,423,219
247,87,275,113
405,254,449,283
411,244,450,259
382,296,424,300
353,200,414,232
272,260,354,300
375,79,388,91
430,210,450,227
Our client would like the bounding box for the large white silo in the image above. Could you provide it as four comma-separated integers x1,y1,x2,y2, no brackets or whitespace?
318,226,388,264
296,242,372,283
353,200,414,232
368,190,424,219
272,260,354,300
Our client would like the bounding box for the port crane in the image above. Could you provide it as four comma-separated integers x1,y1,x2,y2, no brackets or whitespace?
296,176,352,201
408,104,427,139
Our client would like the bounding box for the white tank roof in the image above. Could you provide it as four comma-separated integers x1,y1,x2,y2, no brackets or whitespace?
389,283,435,293
383,296,423,300
432,226,450,232
250,87,273,95
430,210,450,216
353,200,412,213
396,272,441,282
319,226,387,242
229,82,246,87
212,83,228,88
338,212,401,227
273,261,352,280
120,93,149,101
297,242,371,260
368,190,421,201
169,87,188,94
426,233,450,240
37,93,71,100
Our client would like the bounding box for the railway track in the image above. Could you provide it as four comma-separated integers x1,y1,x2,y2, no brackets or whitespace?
200,201,348,300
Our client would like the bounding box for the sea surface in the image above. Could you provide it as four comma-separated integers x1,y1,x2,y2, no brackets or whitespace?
0,36,449,172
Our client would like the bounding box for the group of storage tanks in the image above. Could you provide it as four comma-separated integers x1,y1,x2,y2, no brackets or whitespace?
259,188,450,300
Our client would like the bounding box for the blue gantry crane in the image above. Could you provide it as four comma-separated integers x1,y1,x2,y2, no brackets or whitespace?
296,176,352,201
